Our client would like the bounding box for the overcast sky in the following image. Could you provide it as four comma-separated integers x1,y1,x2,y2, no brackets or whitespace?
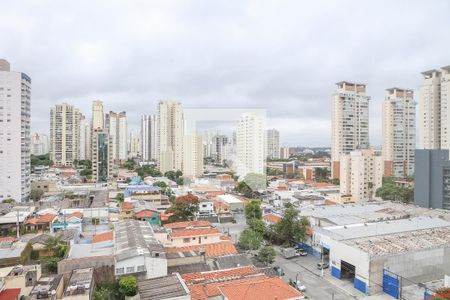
1,0,450,147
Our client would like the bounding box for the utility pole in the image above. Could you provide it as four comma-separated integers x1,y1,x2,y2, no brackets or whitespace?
16,209,20,239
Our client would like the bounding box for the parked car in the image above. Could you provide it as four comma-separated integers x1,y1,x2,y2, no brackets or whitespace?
281,247,300,259
295,280,306,292
296,249,308,256
317,262,329,270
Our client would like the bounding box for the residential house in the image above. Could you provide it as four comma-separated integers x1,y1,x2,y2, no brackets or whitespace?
25,214,57,232
63,268,95,300
263,213,282,225
29,274,64,300
138,273,190,300
0,265,41,298
51,212,83,233
163,221,223,247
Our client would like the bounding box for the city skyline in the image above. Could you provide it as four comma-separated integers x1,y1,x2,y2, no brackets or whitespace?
2,1,450,146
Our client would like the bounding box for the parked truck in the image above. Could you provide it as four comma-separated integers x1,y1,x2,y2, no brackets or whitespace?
280,247,299,259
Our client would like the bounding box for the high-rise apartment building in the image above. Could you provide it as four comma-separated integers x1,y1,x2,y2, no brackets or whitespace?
0,59,31,202
236,113,265,178
79,114,91,160
266,129,280,160
183,133,204,178
211,134,228,164
50,103,80,166
105,111,127,164
414,149,450,210
382,88,416,177
31,133,49,156
128,130,140,159
92,100,104,130
158,101,184,173
92,129,113,183
141,114,158,162
340,149,383,203
418,67,450,151
331,81,370,178
280,146,290,159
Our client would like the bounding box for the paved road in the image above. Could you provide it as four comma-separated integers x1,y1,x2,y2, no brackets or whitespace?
273,249,353,300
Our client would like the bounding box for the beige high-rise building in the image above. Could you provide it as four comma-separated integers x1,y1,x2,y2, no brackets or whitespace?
158,101,184,173
183,133,204,178
236,113,265,179
280,146,290,159
441,66,450,151
106,111,127,164
382,88,415,178
419,70,442,149
128,130,140,159
0,59,31,202
79,115,91,160
266,129,280,160
141,114,158,162
331,81,370,178
31,133,49,156
340,149,383,203
50,103,81,166
92,100,104,130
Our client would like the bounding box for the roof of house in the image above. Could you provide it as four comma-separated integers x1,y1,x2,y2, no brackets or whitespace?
164,220,211,229
188,274,268,300
214,254,252,270
167,263,211,275
138,273,189,300
0,237,16,243
66,212,83,219
218,276,303,300
135,209,158,219
25,213,57,225
263,214,282,224
92,231,113,243
29,234,52,245
182,266,258,285
0,288,21,300
170,228,221,238
165,242,237,258
121,202,133,210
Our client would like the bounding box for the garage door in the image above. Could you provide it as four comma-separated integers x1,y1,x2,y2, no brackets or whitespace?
383,269,400,299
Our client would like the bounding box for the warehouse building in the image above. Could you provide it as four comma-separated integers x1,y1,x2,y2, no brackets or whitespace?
312,216,450,297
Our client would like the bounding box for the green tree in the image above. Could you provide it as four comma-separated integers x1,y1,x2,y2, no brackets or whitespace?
234,181,253,198
315,167,329,181
166,194,199,222
45,236,68,258
30,189,44,201
2,198,15,204
244,199,262,225
121,159,136,170
42,256,59,273
118,276,137,297
274,208,310,246
115,193,124,202
376,176,413,203
153,181,167,189
80,169,93,176
243,173,266,191
250,219,266,236
239,229,262,250
258,245,276,264
164,171,176,181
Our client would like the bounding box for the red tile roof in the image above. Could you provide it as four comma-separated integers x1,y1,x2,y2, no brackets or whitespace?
135,209,158,219
25,213,57,225
121,202,133,210
218,277,304,300
0,288,21,300
66,212,83,219
188,275,268,300
0,237,16,243
92,231,113,243
164,220,211,229
182,266,258,285
170,228,221,238
263,214,282,224
165,242,237,258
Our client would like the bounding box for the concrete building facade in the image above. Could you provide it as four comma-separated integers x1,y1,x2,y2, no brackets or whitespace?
105,111,127,164
340,149,383,203
331,82,370,178
50,103,81,166
141,114,158,162
0,59,31,202
236,113,265,178
128,130,140,159
158,101,183,173
31,132,49,156
92,129,113,183
280,146,290,159
183,134,204,178
266,129,280,160
414,149,450,210
79,114,91,160
91,100,104,131
382,88,416,177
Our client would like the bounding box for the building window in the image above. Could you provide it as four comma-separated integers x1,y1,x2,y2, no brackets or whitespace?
183,238,190,243
126,266,135,273
137,265,145,272
116,268,124,275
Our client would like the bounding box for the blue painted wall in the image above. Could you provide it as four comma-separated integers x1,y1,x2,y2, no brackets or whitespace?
331,266,341,279
354,278,367,294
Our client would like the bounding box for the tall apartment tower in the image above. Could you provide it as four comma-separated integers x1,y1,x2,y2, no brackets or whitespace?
212,134,229,164
158,101,184,173
128,130,140,159
79,115,91,160
280,146,290,159
441,67,450,151
236,113,265,179
92,100,104,130
266,129,280,160
382,88,416,177
105,111,127,164
331,81,370,178
31,133,49,156
419,70,442,149
340,149,383,203
50,103,81,166
0,59,31,202
92,129,113,182
141,114,158,162
183,134,204,178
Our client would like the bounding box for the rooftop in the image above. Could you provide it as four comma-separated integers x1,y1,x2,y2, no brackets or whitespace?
92,231,113,243
182,266,258,285
164,220,211,229
165,241,237,258
216,194,242,204
170,228,221,238
138,273,189,300
65,268,93,297
67,244,113,259
263,214,282,224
